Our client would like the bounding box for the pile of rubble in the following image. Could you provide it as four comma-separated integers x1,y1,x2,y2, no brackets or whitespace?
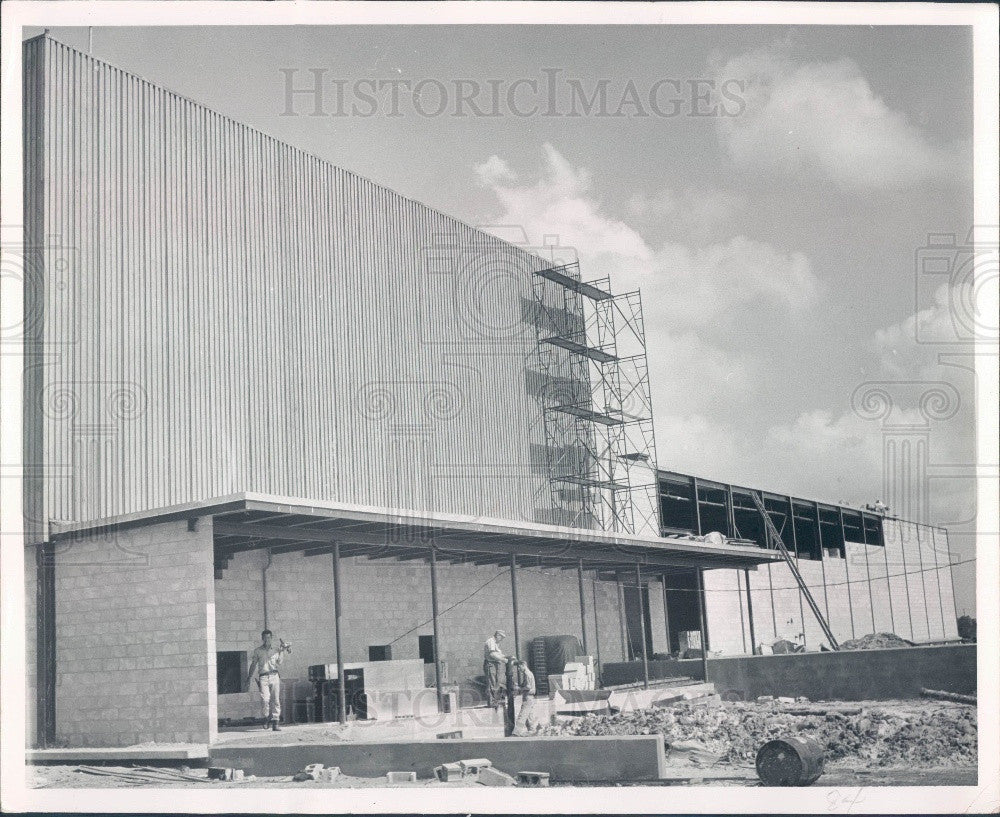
539,699,977,767
839,632,914,650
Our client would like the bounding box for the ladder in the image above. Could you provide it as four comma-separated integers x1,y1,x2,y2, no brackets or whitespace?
750,491,840,651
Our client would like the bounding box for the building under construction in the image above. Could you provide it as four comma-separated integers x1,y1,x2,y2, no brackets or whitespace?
22,35,959,749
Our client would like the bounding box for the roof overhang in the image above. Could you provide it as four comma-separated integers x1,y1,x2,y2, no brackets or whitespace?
48,493,782,573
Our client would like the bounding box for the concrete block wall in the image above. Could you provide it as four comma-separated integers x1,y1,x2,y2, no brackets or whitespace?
884,518,915,639
647,580,670,655
748,564,778,645
52,519,217,746
845,542,875,638
866,543,896,635
701,570,748,655
214,550,626,719
704,519,960,655
820,554,854,641
25,544,38,748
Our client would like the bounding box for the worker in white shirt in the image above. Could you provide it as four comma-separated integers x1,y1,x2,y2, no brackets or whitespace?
246,629,287,730
482,630,507,708
512,659,540,736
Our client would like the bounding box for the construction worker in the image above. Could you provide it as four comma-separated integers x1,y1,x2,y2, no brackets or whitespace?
482,629,507,708
512,659,540,736
247,629,287,730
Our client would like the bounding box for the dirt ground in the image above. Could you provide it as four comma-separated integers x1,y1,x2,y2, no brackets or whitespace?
28,698,978,789
27,762,978,788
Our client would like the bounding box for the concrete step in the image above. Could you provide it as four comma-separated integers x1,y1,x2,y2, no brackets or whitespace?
28,745,208,764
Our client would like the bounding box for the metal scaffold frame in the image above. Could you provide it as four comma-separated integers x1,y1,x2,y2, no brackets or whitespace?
530,262,659,535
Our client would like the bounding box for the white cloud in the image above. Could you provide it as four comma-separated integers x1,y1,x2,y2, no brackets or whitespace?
475,143,820,327
714,48,963,191
472,144,974,527
627,187,746,243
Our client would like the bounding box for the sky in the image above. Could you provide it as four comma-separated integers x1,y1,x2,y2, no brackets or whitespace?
28,25,980,614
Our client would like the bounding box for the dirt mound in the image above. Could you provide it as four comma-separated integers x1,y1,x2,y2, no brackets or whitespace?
539,700,977,767
840,632,914,650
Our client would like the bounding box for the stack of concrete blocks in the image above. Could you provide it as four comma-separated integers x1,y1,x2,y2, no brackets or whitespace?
678,631,702,652
546,655,596,698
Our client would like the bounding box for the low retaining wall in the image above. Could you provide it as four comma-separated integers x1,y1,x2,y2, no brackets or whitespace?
210,735,666,781
601,658,704,686
706,644,976,701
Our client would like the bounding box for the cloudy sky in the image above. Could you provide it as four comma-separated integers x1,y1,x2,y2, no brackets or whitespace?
32,25,979,612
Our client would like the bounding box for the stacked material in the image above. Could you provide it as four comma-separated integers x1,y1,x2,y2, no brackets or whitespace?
839,633,914,650
539,699,977,767
547,656,596,697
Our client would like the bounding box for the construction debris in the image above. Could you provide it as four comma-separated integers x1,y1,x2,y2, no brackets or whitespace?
840,633,914,650
920,688,976,705
539,698,978,767
476,766,517,787
385,771,417,783
207,767,243,781
517,771,550,787
75,765,211,785
433,762,464,782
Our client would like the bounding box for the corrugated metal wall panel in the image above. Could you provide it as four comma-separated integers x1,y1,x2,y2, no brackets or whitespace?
25,36,559,528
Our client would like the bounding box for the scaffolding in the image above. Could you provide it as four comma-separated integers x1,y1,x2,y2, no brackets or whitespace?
530,261,659,535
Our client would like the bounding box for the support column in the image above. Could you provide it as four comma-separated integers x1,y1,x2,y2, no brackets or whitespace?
789,496,806,648
726,484,737,538
838,507,856,639
510,554,520,660
696,568,709,682
915,523,931,640
635,564,649,690
743,568,757,655
332,543,346,725
661,572,671,654
577,559,589,654
692,477,703,534
429,545,444,712
944,527,960,634
591,580,602,685
616,577,628,661
883,527,896,634
861,513,877,634
813,502,831,624
898,520,915,640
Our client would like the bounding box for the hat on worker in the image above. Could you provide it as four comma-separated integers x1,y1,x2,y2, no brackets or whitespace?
495,629,508,638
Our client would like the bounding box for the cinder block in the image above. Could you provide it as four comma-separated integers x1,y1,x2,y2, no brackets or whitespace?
477,767,517,787
517,771,550,787
434,762,463,782
385,771,417,783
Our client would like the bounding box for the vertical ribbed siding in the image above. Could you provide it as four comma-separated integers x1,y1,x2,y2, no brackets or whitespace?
26,36,556,527
23,36,46,542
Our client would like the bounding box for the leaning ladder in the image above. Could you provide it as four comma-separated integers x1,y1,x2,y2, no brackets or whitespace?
750,491,840,651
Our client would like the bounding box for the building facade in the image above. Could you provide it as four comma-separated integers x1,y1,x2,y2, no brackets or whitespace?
657,471,960,656
21,35,958,749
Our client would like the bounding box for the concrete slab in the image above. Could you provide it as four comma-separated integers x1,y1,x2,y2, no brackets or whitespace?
608,682,716,712
28,745,209,764
210,734,666,782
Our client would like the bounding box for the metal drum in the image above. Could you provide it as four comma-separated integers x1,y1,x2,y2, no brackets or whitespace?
755,736,825,786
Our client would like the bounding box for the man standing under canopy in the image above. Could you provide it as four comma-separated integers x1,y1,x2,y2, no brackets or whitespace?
482,629,508,708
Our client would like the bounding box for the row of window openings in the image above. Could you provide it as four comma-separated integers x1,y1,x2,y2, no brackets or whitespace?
658,486,884,559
